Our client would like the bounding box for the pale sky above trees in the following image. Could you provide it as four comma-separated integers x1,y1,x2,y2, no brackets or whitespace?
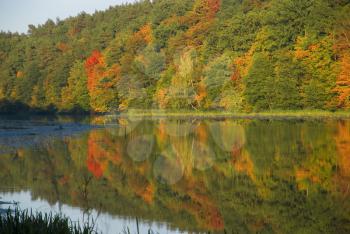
0,0,135,33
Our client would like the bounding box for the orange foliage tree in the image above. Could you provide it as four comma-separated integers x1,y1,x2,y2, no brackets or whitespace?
333,10,350,109
187,0,221,46
126,24,153,55
334,54,350,109
169,0,221,49
192,0,221,19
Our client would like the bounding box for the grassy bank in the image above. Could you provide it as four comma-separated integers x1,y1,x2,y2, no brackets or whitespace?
0,210,95,234
116,109,350,119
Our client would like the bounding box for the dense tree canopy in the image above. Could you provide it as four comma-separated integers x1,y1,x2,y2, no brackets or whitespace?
0,0,349,113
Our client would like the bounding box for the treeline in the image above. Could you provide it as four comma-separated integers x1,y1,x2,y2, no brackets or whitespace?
0,0,349,113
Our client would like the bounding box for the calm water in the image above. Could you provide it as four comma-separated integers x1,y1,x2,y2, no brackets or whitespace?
0,116,349,233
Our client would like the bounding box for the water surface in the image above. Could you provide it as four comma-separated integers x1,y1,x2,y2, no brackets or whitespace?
0,116,349,233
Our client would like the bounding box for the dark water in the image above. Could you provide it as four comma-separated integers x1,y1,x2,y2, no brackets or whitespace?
0,116,349,233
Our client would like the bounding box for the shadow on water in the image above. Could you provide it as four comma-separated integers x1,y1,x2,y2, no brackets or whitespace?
0,115,99,154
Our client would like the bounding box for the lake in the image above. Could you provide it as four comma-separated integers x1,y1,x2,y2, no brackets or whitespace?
0,116,349,233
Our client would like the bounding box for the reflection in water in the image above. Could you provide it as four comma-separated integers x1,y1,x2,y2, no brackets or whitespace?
0,117,350,233
153,150,184,185
127,135,154,162
335,121,350,196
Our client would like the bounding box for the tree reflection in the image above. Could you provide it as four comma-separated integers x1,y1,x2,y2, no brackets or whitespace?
0,118,349,233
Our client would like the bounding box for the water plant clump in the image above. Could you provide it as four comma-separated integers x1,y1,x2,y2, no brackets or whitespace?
0,209,96,234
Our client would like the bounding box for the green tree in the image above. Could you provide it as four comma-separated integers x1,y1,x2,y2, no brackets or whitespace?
61,61,90,112
203,54,232,109
273,53,303,109
244,53,276,111
168,49,198,109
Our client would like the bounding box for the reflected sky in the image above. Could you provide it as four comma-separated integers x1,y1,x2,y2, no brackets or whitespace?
0,191,182,234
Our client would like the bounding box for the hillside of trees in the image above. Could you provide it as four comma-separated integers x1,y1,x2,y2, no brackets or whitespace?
0,0,349,113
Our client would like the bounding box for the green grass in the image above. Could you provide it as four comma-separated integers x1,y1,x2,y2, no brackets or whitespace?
116,109,350,119
0,209,96,234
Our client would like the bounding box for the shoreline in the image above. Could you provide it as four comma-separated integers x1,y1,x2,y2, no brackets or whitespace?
114,110,350,119
1,110,350,119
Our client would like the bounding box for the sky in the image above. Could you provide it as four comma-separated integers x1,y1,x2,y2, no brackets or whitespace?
0,0,136,33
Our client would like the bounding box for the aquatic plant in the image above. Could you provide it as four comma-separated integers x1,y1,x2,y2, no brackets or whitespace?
0,209,96,234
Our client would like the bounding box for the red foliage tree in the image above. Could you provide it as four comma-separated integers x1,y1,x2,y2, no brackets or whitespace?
85,50,120,112
85,50,105,94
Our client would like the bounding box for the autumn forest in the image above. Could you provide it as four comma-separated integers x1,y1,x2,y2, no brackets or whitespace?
0,0,350,113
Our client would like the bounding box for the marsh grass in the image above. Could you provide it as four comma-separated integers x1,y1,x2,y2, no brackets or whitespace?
0,209,96,234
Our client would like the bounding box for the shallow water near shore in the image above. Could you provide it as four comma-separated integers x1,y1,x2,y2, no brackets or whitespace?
0,115,349,233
